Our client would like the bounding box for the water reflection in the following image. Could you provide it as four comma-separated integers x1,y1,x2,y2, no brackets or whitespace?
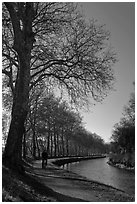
61,161,80,169
63,157,135,195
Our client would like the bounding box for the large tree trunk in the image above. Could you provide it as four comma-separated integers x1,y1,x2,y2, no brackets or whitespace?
3,3,34,172
3,52,30,171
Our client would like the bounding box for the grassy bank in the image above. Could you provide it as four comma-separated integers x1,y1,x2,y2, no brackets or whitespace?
2,166,54,202
2,164,86,202
108,152,135,170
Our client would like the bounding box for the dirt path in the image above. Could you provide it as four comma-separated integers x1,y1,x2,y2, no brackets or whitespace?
30,159,134,202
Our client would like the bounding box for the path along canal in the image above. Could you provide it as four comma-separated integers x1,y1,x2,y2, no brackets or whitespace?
62,157,135,196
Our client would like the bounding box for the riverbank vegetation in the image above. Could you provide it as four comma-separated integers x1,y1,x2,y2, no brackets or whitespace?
109,89,135,169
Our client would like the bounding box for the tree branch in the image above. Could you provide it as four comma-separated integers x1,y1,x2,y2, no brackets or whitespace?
4,3,22,42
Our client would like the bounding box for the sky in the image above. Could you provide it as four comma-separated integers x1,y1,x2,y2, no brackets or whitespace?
79,2,135,143
1,2,134,144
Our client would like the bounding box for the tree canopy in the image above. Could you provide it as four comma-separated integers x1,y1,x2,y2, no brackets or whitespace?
2,2,116,171
3,2,116,105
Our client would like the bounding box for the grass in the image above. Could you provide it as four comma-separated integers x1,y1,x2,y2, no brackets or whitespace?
2,165,56,202
2,163,85,202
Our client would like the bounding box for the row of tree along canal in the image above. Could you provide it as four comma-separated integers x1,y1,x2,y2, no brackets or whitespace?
3,92,109,161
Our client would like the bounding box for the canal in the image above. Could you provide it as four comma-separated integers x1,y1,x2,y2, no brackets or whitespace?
63,157,135,195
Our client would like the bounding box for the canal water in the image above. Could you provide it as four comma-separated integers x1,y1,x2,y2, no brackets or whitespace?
63,157,135,195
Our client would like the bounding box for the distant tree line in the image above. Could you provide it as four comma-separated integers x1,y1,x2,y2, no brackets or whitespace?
110,90,135,167
3,85,108,158
26,89,108,158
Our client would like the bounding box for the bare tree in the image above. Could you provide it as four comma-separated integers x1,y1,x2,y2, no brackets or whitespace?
2,2,116,171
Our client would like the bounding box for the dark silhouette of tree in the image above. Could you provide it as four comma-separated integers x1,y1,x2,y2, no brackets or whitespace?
2,3,116,171
24,92,107,158
123,92,135,126
111,91,135,155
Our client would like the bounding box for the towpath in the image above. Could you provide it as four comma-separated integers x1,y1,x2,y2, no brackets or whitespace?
28,159,134,202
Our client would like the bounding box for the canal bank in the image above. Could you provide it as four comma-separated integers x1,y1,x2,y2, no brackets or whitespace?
31,158,134,202
61,157,135,196
52,155,106,166
107,160,135,171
